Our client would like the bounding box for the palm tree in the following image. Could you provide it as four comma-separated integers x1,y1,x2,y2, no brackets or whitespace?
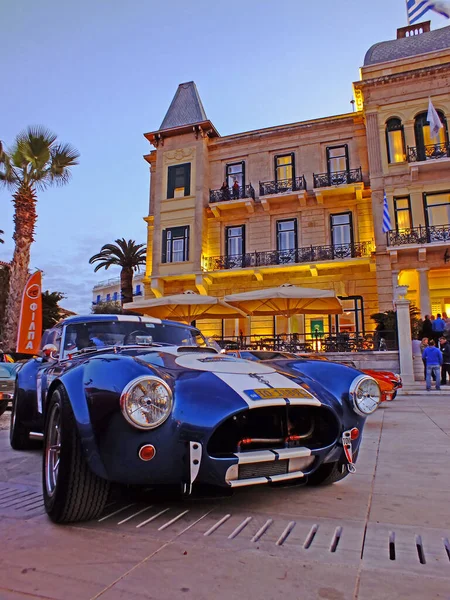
0,127,79,350
89,239,146,306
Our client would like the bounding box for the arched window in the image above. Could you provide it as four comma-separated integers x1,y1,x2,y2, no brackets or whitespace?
385,118,406,163
414,111,448,161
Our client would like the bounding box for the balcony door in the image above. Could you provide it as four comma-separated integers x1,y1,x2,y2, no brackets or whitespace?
327,145,349,185
424,192,450,242
225,225,245,268
276,219,297,263
330,212,353,258
414,112,448,161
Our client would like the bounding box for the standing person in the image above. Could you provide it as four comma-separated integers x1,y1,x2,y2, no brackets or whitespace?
422,340,442,391
432,313,445,344
443,312,450,338
439,336,450,385
421,315,433,340
220,180,229,201
232,178,240,199
420,337,435,381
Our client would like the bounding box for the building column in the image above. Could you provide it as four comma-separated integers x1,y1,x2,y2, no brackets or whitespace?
417,268,431,317
392,270,399,299
395,292,415,384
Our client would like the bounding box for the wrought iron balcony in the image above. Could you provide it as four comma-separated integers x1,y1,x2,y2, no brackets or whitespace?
204,242,372,271
209,184,255,203
313,167,362,188
407,142,450,162
387,224,450,246
259,176,307,197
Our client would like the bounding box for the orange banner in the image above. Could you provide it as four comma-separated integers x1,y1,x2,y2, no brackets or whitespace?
17,271,42,354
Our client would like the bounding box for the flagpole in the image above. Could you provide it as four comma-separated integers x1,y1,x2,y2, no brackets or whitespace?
406,0,411,24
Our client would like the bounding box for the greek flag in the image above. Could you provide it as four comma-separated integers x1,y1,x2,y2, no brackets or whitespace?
427,97,443,139
382,192,392,234
408,1,450,24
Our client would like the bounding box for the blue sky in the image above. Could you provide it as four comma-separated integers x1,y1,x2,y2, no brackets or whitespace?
1,0,448,313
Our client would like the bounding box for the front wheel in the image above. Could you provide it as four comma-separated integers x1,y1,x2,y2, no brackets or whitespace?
10,389,37,450
43,386,110,523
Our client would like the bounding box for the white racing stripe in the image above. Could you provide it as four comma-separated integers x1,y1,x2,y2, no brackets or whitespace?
213,371,321,409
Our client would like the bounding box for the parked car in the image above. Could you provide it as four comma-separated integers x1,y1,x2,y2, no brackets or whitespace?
11,315,381,524
0,363,22,416
226,350,402,402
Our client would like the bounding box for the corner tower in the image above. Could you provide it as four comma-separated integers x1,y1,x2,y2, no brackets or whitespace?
142,82,219,298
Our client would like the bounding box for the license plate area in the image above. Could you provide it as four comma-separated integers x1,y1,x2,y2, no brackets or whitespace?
244,387,312,400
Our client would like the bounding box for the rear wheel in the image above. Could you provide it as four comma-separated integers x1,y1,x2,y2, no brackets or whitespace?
10,389,37,450
0,400,8,417
43,386,110,523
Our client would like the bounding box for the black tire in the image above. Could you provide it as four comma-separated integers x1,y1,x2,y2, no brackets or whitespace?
43,386,110,523
0,400,8,417
10,389,37,450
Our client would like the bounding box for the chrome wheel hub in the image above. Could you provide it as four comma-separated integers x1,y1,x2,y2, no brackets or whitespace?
45,403,61,497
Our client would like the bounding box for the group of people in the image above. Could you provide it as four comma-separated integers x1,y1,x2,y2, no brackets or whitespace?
220,179,241,200
419,313,450,391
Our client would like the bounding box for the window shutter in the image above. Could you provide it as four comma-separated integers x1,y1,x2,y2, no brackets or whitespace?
161,229,167,263
167,167,176,198
241,224,246,256
184,226,190,261
293,218,298,247
290,153,296,181
184,164,191,196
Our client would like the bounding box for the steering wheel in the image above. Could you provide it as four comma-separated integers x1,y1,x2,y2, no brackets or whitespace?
123,330,146,345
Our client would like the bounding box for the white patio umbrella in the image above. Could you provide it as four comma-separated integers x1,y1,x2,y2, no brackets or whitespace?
224,284,343,317
126,291,246,324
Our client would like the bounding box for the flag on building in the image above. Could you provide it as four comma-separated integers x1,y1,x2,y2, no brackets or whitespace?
427,97,443,139
382,192,393,233
16,271,42,354
408,1,450,24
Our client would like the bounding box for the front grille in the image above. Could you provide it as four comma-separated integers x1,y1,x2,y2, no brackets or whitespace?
208,405,339,457
238,461,289,480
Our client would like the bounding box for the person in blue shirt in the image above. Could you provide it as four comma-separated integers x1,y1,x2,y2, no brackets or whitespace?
432,313,446,344
422,339,443,391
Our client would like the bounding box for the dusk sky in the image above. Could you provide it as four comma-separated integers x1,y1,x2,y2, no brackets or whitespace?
1,0,448,314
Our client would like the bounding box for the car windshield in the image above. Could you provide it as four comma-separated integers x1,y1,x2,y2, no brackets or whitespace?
62,320,208,359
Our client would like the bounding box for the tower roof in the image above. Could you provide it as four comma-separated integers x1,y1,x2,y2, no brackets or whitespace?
160,82,208,130
364,24,450,66
144,81,219,146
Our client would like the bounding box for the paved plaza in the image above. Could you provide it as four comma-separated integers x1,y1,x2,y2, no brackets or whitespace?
0,390,449,600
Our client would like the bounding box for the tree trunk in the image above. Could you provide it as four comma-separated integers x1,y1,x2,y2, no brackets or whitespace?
1,187,37,352
120,267,133,307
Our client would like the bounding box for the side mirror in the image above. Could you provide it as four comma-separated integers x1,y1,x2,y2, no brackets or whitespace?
42,344,59,360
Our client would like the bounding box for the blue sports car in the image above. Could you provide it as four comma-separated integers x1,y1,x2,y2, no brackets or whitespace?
10,314,381,523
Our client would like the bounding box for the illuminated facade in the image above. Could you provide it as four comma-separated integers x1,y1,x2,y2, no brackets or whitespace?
132,22,450,341
354,21,450,317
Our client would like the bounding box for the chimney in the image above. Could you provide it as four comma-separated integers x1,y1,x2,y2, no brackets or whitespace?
397,20,431,39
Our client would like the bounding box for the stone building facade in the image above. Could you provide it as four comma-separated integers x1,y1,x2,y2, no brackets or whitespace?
355,21,450,319
128,22,450,342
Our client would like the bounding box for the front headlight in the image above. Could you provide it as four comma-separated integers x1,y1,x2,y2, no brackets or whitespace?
120,376,173,430
349,375,381,416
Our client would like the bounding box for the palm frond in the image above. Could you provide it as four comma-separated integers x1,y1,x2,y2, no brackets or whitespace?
49,143,80,185
89,238,146,272
0,229,4,243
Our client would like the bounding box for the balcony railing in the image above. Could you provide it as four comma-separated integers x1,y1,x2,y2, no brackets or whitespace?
387,224,450,246
407,142,450,162
259,176,307,196
204,241,372,271
209,184,255,203
313,167,362,188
